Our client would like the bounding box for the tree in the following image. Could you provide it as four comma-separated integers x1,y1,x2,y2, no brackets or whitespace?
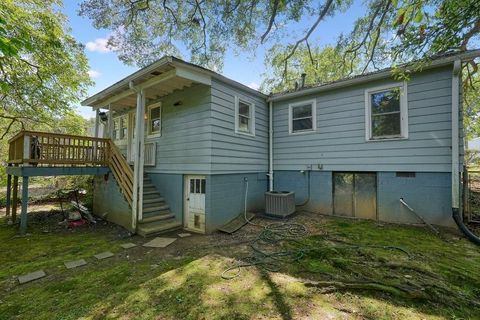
0,0,92,139
261,45,359,93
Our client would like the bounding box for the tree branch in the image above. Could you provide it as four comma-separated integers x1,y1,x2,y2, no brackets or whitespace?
282,0,335,79
260,0,280,44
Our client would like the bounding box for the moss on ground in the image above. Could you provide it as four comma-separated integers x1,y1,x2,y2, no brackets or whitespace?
0,210,479,319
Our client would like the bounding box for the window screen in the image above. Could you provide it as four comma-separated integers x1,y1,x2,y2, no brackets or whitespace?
291,103,313,133
370,88,401,138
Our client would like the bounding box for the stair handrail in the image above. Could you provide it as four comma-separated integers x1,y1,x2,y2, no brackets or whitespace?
107,140,134,206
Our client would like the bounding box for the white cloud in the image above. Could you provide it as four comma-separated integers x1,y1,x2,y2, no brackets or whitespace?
88,69,101,78
85,37,112,53
247,82,260,90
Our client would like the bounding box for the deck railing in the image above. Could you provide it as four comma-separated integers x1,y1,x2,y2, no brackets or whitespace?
8,131,110,165
8,131,134,206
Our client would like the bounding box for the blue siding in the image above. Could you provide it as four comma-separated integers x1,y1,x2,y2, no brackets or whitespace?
272,66,456,172
210,79,269,173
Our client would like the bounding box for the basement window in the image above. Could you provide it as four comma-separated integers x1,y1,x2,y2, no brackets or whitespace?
289,100,316,134
235,96,255,136
365,82,408,141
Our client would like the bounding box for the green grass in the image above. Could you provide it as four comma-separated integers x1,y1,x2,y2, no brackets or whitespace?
1,212,479,319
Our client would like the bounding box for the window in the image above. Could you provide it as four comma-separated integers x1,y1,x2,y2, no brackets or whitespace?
289,100,316,134
112,119,119,140
112,115,127,142
235,97,255,136
147,103,161,137
365,82,408,140
120,117,127,139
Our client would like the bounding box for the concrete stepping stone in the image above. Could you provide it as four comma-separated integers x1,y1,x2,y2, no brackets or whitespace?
143,237,177,248
18,270,46,284
94,251,114,260
120,242,137,249
64,259,87,269
178,233,192,238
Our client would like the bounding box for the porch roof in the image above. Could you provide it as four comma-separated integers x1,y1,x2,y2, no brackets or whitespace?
81,56,267,110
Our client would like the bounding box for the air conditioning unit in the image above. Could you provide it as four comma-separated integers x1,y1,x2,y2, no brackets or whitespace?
265,191,296,218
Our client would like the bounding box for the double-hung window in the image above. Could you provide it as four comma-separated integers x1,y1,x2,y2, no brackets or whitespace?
147,103,161,137
235,97,255,136
365,82,408,140
289,100,316,134
113,115,127,142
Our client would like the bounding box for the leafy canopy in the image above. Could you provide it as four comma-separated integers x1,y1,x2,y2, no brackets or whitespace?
0,0,92,139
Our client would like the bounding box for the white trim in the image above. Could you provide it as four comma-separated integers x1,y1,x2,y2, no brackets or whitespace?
146,102,162,138
234,96,256,137
288,99,317,135
364,81,408,141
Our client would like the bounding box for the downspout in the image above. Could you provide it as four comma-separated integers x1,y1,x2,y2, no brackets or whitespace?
268,101,274,191
129,81,146,231
451,60,480,245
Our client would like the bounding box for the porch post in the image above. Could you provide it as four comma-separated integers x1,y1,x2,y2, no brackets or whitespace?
132,89,145,229
12,176,19,222
20,176,29,235
6,174,11,217
94,109,100,138
108,104,113,138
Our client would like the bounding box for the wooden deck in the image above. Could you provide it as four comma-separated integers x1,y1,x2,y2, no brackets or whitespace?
6,130,134,234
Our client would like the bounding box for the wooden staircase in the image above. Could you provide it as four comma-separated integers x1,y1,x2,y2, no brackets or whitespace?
7,130,181,237
137,174,181,236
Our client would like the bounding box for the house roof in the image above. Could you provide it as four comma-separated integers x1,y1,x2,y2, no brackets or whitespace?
268,49,480,102
81,56,267,109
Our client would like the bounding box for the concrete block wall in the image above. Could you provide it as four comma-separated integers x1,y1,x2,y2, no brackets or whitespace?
273,170,454,227
93,174,133,232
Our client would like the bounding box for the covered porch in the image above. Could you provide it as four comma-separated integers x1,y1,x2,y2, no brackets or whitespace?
83,56,213,230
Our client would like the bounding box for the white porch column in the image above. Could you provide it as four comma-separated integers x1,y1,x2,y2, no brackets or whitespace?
107,104,113,138
131,88,145,229
94,109,100,138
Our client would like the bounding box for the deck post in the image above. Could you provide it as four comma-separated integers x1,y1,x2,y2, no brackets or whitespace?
12,176,19,222
20,176,29,235
6,174,12,217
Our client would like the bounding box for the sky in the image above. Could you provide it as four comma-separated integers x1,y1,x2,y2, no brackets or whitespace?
62,1,366,119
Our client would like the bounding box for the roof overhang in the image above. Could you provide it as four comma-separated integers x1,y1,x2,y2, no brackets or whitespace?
268,49,480,102
82,56,267,110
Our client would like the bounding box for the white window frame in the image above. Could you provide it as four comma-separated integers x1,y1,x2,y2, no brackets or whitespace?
288,100,317,135
147,102,162,138
365,81,408,141
234,96,255,136
113,115,128,144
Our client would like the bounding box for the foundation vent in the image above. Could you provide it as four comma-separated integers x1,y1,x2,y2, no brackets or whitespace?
265,191,296,218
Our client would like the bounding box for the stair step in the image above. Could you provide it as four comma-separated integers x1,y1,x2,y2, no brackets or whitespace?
137,220,182,237
143,204,170,213
143,190,160,195
143,197,164,204
139,212,175,224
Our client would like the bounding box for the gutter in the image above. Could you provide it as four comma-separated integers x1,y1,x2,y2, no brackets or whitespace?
450,59,480,245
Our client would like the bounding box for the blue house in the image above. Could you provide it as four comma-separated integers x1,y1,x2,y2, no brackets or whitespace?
1,49,463,237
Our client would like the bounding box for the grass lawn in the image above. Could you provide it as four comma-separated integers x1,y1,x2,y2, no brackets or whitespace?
0,207,479,319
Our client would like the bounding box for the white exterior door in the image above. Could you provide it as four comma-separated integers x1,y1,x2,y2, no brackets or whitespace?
185,175,206,233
